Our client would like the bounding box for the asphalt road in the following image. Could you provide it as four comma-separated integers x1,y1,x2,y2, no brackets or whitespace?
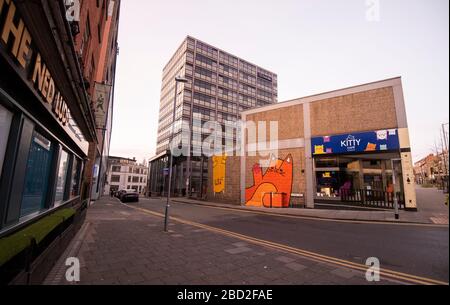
128,197,449,283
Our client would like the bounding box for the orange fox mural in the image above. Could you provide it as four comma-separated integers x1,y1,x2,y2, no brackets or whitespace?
245,154,293,208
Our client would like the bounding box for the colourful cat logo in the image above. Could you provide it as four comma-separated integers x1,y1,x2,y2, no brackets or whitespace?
314,145,325,155
365,143,377,151
245,154,293,208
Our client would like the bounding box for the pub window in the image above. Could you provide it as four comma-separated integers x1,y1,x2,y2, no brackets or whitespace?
70,157,82,198
54,150,70,206
20,131,54,217
0,104,13,178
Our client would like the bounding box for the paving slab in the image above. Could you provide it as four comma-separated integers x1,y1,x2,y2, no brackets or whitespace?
45,197,403,285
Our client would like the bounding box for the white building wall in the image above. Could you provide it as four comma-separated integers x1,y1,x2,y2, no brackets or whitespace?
104,161,149,195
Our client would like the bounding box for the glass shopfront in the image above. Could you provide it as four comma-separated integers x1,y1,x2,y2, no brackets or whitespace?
0,104,13,177
70,157,81,198
312,129,404,206
20,131,54,217
55,150,70,205
0,88,86,231
0,0,90,232
314,153,403,200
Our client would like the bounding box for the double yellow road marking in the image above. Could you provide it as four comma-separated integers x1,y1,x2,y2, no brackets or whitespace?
171,199,448,228
122,202,449,286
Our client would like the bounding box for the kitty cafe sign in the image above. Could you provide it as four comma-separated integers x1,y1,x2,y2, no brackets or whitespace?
340,135,361,152
312,129,400,156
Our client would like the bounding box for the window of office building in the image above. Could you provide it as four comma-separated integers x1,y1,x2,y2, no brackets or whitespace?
112,165,121,172
111,175,120,182
54,150,69,205
0,104,13,178
20,131,54,217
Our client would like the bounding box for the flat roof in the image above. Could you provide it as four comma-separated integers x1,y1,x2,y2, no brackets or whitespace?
186,35,277,76
109,156,136,162
163,35,277,76
242,76,402,116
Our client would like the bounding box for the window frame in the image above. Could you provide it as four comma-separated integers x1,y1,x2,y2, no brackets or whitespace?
0,88,86,233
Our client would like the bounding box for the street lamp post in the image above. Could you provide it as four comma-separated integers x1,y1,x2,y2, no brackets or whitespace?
442,123,449,193
164,76,188,232
391,158,402,220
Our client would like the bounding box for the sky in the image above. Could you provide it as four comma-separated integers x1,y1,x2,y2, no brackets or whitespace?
109,0,449,163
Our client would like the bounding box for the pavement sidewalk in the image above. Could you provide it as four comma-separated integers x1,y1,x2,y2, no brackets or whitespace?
44,196,397,285
167,186,448,225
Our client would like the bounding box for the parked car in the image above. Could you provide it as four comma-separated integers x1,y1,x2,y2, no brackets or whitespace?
120,189,139,203
116,189,127,199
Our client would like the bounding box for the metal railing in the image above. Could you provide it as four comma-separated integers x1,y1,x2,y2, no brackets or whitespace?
340,189,405,209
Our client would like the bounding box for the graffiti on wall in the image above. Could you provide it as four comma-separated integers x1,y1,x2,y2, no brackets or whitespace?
212,155,227,193
245,154,293,208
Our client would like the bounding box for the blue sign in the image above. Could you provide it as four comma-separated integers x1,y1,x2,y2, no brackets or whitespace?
311,129,400,155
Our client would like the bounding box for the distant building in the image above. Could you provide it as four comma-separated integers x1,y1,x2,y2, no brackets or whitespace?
74,0,122,201
104,157,148,195
149,36,278,198
414,151,449,187
414,154,438,184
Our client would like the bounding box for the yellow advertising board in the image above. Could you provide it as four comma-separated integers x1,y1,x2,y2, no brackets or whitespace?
212,155,227,193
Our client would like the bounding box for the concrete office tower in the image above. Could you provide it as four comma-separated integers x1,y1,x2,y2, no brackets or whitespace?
149,36,277,197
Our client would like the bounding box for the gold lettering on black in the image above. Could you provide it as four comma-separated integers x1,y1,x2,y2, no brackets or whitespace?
17,27,31,68
46,77,55,104
0,0,8,16
41,68,51,100
32,53,46,92
1,1,24,58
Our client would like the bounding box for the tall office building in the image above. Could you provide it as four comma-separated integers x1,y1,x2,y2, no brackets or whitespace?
149,36,278,197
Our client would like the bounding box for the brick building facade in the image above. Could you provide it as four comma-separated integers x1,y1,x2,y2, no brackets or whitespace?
73,0,121,200
207,77,417,211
